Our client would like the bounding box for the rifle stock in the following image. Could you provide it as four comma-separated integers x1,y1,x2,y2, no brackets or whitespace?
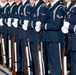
24,39,28,75
38,42,41,75
1,34,6,67
12,28,18,75
41,42,45,75
8,29,12,71
38,42,45,75
24,32,31,75
0,26,6,67
62,35,67,75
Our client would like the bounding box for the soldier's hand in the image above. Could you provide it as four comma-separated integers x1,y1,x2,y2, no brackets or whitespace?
35,21,41,32
7,18,11,27
0,18,3,26
12,18,18,28
22,23,28,31
23,20,29,26
63,20,70,29
61,26,69,34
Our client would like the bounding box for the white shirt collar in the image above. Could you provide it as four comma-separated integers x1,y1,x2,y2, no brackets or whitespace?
35,0,40,6
16,1,21,5
1,2,7,7
9,1,14,6
51,0,59,7
46,2,50,6
22,0,27,5
74,4,76,8
67,2,71,8
0,1,1,5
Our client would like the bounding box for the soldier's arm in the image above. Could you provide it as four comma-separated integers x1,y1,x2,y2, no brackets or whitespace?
18,4,32,26
38,5,47,22
28,4,47,29
41,7,65,31
68,9,76,33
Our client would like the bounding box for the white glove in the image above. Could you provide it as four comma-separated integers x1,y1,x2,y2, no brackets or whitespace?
7,18,11,27
35,21,41,32
12,18,18,28
63,20,70,29
22,24,28,31
0,18,3,26
8,18,11,22
61,26,69,34
23,20,29,26
14,18,18,23
12,22,18,28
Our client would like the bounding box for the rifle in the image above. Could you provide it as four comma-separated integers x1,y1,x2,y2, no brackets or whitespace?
0,26,6,67
37,34,45,75
8,27,12,71
24,31,32,75
41,42,45,75
62,34,67,75
12,28,17,75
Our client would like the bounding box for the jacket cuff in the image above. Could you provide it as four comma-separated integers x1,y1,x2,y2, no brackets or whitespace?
28,21,36,29
41,23,46,30
69,24,75,33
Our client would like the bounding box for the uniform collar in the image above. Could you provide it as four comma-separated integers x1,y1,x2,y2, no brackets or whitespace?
51,0,59,7
22,0,27,5
46,2,50,6
1,2,7,7
35,0,40,6
16,1,21,5
74,4,76,8
67,2,71,8
9,1,14,6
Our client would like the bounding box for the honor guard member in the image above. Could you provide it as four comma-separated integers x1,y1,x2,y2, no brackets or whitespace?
22,0,35,75
15,0,30,74
45,1,52,74
22,0,47,75
11,0,22,74
7,0,16,41
43,0,51,74
30,0,47,75
7,0,16,70
65,0,74,70
0,0,10,66
61,3,76,75
7,0,21,73
35,0,66,75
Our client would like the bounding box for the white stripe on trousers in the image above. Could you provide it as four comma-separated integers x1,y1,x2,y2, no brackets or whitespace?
58,43,62,70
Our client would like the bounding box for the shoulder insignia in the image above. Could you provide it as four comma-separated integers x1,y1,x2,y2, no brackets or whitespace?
57,15,63,19
41,13,46,16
